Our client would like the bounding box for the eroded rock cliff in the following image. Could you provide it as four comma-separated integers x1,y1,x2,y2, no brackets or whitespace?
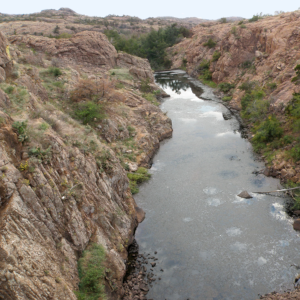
0,30,172,299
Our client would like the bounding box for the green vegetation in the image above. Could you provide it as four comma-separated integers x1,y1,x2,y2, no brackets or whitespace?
197,59,217,88
248,15,261,22
53,25,60,34
104,24,192,70
127,167,151,194
203,38,217,49
109,68,133,81
75,102,106,125
291,65,300,83
240,60,253,69
29,146,52,162
12,121,29,143
76,244,107,300
252,116,283,151
218,82,235,93
142,93,159,106
48,67,62,77
212,51,221,62
222,96,232,102
219,18,227,23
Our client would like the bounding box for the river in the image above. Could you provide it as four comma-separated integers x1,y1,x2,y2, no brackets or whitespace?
134,70,300,300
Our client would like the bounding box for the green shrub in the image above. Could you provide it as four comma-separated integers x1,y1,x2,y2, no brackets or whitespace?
53,25,60,34
240,60,252,69
142,93,159,106
220,18,227,23
243,98,269,122
240,24,247,29
249,15,260,22
127,167,151,184
4,86,14,94
56,33,73,39
127,167,151,194
29,146,52,162
203,38,217,48
198,59,210,71
39,122,49,131
75,102,106,125
12,121,29,143
252,116,283,145
129,180,139,194
266,82,277,91
211,51,221,62
76,244,107,300
218,82,235,93
238,21,243,25
140,79,151,93
290,143,300,162
239,81,255,93
48,67,62,77
291,65,300,83
231,26,237,36
222,96,232,102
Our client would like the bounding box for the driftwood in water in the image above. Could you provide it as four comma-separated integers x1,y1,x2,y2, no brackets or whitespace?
237,186,300,198
253,186,300,194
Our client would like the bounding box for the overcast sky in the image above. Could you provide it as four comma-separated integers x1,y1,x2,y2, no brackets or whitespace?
1,0,299,20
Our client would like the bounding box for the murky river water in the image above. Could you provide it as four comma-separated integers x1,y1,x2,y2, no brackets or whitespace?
134,70,300,300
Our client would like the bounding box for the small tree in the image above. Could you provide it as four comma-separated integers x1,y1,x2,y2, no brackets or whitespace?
53,25,60,34
220,18,227,23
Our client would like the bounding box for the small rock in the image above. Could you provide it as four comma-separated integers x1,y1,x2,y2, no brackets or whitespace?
160,269,164,272
237,191,252,199
293,219,300,231
151,262,156,267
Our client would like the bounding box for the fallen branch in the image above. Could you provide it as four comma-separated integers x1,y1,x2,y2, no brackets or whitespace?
253,186,300,194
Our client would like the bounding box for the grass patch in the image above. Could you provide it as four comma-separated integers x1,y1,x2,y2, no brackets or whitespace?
127,167,151,194
74,102,106,125
142,93,159,106
109,68,133,81
76,244,107,300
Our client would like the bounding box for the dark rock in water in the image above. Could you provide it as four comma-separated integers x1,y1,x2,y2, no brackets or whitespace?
151,262,156,267
293,219,300,231
135,206,146,223
237,191,252,199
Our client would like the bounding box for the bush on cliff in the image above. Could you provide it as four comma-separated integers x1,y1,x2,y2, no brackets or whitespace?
127,167,151,194
252,116,283,151
203,38,217,48
218,82,235,93
76,244,107,300
75,102,106,125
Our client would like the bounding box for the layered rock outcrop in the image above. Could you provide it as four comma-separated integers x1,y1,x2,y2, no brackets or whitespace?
0,29,172,300
169,11,300,109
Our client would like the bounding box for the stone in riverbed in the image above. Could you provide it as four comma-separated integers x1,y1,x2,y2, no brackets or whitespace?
237,191,252,199
293,219,300,231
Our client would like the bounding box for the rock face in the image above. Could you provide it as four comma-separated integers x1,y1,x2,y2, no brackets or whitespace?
169,11,300,110
9,32,118,69
0,29,172,299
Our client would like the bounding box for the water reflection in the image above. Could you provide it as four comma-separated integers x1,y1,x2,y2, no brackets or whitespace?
156,71,203,96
